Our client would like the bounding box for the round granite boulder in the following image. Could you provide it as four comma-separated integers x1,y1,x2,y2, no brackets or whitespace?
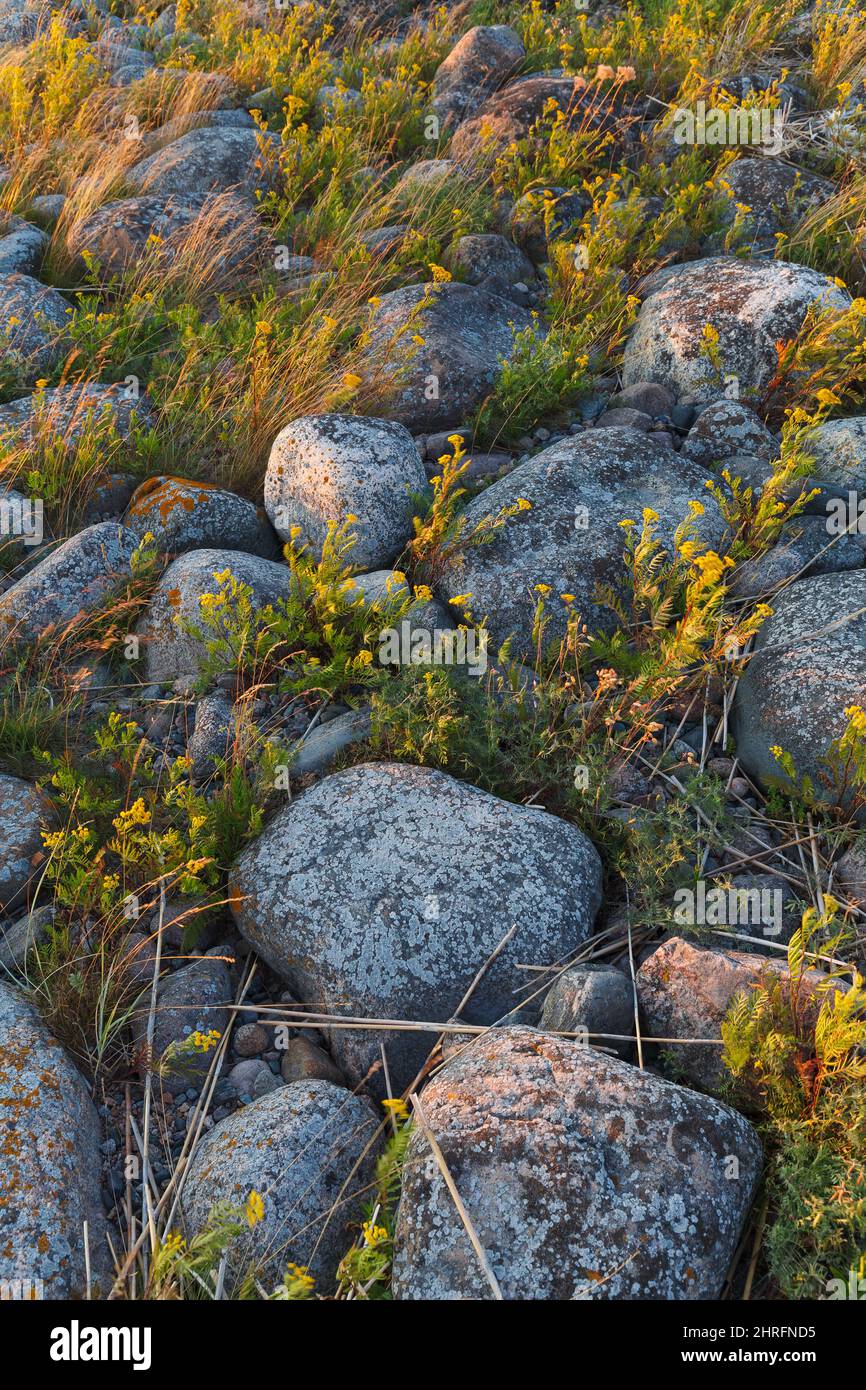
731,570,866,797
436,427,726,656
180,1080,379,1288
263,414,426,567
622,257,849,404
391,1027,762,1300
229,761,603,1094
125,476,278,558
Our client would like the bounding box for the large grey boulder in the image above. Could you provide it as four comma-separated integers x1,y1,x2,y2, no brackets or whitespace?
0,982,112,1297
623,257,849,404
0,272,70,380
137,548,292,683
64,191,265,283
437,427,726,655
0,214,47,276
0,382,151,443
731,570,866,797
806,416,866,498
391,1027,762,1300
729,514,862,599
125,475,277,558
431,25,525,128
0,773,52,913
716,157,835,249
0,522,137,647
450,73,610,165
229,762,602,1094
263,414,426,567
362,281,534,432
131,952,232,1094
180,1080,379,1288
126,126,278,200
637,936,834,1091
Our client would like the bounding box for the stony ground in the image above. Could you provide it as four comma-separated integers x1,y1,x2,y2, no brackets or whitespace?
0,0,865,1303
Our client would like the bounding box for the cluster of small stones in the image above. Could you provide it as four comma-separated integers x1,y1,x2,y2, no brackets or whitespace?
0,0,864,1302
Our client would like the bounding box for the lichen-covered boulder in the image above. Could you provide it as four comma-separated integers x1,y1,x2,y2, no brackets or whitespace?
362,281,534,431
0,982,112,1297
63,191,265,283
263,414,426,567
391,1027,762,1299
137,548,292,683
125,476,278,558
180,1081,379,1287
0,522,137,647
731,570,866,796
131,952,232,1094
450,73,610,165
448,232,534,301
637,936,834,1090
680,399,778,469
715,157,835,249
431,25,525,128
0,772,52,913
0,214,47,276
229,762,602,1094
0,382,151,443
622,257,849,403
0,272,70,380
437,427,726,656
126,126,279,200
806,416,866,497
729,514,862,599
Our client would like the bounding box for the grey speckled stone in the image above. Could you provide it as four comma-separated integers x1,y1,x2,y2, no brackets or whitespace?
290,708,371,777
137,548,292,682
362,281,534,432
637,936,834,1091
180,1080,379,1287
0,382,151,444
807,416,866,494
131,952,232,1095
431,25,525,129
64,191,265,283
0,904,54,972
0,522,137,647
0,272,70,380
186,690,237,782
125,475,278,559
716,157,835,249
680,399,778,469
539,962,635,1059
437,427,726,657
391,1027,762,1300
450,74,612,166
0,215,47,276
623,257,849,404
126,126,279,200
264,414,426,568
731,570,866,798
229,761,602,1094
0,773,52,913
728,514,863,599
0,982,112,1297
